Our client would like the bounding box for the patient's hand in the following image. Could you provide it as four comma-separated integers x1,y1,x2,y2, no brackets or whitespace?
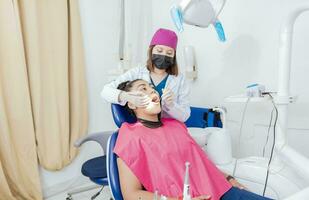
192,195,211,200
228,178,247,190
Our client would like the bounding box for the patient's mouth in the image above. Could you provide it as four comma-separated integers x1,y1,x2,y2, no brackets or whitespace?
151,95,160,103
146,94,161,112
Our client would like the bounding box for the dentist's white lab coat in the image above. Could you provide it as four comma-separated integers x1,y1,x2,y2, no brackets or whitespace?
101,66,191,122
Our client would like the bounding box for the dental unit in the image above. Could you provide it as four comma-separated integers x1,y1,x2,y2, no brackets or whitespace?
171,0,309,199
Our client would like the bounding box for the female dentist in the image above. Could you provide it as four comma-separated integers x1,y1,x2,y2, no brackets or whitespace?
101,28,190,122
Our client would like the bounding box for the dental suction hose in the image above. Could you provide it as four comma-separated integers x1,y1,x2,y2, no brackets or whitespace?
183,162,191,200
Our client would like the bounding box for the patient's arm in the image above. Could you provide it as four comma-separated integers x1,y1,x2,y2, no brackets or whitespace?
117,158,169,200
117,158,211,200
222,172,246,190
117,158,153,200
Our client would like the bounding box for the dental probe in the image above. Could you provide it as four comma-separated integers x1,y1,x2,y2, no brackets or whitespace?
183,162,191,200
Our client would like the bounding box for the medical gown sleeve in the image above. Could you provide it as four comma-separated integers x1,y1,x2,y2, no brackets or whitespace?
163,74,191,122
100,67,141,105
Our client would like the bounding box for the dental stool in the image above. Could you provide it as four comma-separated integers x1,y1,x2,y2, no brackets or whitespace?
107,104,223,200
66,132,112,200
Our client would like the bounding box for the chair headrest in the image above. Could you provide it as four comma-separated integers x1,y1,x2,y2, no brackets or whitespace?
111,104,137,128
111,104,222,129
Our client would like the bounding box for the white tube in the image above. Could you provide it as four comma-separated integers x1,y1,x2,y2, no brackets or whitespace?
153,190,158,200
276,5,309,149
119,0,125,60
275,106,288,149
278,6,309,97
183,162,191,200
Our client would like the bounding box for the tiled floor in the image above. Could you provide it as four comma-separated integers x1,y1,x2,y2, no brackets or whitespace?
45,185,112,200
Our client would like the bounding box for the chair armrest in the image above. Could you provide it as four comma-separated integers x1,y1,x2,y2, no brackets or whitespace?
74,131,113,155
185,107,223,128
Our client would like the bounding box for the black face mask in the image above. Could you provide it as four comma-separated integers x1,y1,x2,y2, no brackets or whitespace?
151,54,174,69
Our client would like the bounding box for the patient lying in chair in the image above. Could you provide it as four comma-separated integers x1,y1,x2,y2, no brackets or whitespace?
114,79,273,200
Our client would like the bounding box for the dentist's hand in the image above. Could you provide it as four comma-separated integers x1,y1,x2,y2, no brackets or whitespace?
162,88,175,107
119,91,151,108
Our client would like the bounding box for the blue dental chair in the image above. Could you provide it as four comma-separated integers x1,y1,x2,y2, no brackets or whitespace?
106,104,223,200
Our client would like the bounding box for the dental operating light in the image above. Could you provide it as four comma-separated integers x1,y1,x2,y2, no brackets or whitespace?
170,0,227,42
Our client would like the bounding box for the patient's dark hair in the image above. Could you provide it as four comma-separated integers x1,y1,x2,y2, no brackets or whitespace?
118,79,162,128
117,79,142,93
117,79,143,116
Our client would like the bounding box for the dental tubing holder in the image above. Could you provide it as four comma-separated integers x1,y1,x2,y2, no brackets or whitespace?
246,84,266,97
212,107,226,129
170,0,226,42
206,107,233,165
154,190,158,200
183,162,191,200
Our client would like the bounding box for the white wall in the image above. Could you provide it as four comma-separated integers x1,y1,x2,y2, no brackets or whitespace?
42,0,309,197
41,0,120,197
80,0,121,133
152,0,309,158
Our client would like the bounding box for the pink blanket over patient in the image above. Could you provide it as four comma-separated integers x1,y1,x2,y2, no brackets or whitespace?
114,118,232,199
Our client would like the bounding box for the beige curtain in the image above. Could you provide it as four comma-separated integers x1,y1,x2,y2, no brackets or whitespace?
0,0,88,199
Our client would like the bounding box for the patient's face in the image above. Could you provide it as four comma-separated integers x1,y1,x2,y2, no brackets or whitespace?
129,80,161,115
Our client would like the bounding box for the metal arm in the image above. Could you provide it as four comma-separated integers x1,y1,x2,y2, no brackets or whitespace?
276,4,309,149
74,131,114,155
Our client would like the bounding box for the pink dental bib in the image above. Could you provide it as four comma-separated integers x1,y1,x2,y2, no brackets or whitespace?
114,118,231,199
